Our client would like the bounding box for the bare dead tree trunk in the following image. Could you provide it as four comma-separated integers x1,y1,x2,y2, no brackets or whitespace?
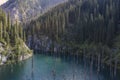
52,53,56,80
90,54,93,80
96,53,101,80
76,51,79,64
110,53,113,80
31,56,34,80
72,49,76,80
63,74,66,80
11,64,13,73
97,54,101,73
114,59,117,80
83,49,87,80
101,49,105,70
52,69,56,80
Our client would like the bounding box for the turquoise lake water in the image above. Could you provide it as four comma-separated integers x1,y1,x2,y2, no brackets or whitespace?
0,53,120,80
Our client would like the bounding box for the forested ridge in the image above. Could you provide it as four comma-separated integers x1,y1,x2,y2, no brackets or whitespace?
0,8,32,64
0,0,119,80
1,0,67,22
26,0,120,71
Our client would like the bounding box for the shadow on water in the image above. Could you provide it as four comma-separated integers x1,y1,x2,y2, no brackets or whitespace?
0,52,120,80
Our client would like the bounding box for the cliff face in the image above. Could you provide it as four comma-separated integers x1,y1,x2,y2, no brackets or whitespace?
27,35,70,54
1,0,67,22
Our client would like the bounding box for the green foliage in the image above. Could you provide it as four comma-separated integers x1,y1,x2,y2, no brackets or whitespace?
0,8,31,62
27,0,120,45
26,0,120,66
0,9,25,46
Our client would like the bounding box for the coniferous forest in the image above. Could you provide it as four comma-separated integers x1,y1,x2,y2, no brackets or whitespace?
26,0,120,68
0,8,32,64
0,0,120,80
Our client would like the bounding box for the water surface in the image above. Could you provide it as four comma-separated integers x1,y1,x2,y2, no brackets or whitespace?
0,53,120,80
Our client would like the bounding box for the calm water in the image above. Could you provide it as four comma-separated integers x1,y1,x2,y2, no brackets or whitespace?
0,53,120,80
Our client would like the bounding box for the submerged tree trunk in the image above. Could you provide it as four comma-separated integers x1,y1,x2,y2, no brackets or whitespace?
72,49,76,80
110,53,113,80
52,52,56,80
84,58,87,80
114,59,118,80
31,56,34,80
83,49,87,80
96,53,101,80
52,69,56,80
90,55,93,80
76,51,79,64
97,54,101,74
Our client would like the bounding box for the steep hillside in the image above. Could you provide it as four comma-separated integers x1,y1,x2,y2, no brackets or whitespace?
1,0,67,22
0,9,32,65
26,0,120,70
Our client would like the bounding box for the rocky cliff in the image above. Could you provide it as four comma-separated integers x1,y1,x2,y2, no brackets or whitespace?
1,0,67,22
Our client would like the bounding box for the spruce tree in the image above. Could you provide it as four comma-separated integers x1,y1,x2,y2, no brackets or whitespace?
0,21,3,40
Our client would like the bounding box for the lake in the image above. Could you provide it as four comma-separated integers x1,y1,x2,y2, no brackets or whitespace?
0,53,120,80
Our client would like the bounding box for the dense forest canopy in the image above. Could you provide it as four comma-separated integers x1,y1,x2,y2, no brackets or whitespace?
0,8,26,45
0,0,120,79
27,0,120,45
25,0,120,70
0,8,31,62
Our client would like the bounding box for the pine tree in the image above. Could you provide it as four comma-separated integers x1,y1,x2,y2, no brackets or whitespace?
6,32,10,44
23,31,26,42
7,12,11,31
0,21,3,40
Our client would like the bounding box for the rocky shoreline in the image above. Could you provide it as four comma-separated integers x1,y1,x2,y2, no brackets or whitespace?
0,53,33,65
0,40,33,66
19,53,33,61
